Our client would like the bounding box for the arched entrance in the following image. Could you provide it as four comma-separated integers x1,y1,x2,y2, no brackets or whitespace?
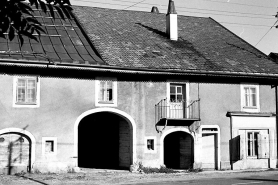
164,131,194,169
76,109,135,170
0,128,35,174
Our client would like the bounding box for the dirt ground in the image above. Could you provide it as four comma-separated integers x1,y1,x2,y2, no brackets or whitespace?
0,169,277,185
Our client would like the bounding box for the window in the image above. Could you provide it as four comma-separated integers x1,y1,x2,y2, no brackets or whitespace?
247,131,259,157
13,77,40,108
95,78,117,106
147,139,154,150
170,84,183,102
145,136,156,153
99,81,113,102
238,129,269,159
42,137,57,156
241,84,259,112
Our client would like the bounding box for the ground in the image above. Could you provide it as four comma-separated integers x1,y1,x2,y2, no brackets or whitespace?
0,169,278,185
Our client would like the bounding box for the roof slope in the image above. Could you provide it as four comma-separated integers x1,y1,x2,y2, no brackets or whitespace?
0,5,104,65
73,6,278,75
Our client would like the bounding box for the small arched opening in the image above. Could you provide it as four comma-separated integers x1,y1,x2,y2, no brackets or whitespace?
164,131,194,169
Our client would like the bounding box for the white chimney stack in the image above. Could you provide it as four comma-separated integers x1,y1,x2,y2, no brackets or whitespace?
166,0,178,41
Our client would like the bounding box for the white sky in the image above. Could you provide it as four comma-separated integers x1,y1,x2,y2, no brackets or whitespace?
71,0,278,55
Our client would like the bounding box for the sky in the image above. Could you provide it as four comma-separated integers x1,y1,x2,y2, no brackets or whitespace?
70,0,278,55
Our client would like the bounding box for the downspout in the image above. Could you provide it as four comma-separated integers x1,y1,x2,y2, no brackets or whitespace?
275,85,278,168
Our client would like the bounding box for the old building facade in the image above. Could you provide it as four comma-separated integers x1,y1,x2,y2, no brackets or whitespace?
0,1,277,173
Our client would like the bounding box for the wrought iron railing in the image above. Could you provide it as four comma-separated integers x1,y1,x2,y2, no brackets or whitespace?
155,98,200,122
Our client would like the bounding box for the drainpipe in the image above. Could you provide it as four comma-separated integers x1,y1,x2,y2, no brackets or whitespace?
275,85,278,168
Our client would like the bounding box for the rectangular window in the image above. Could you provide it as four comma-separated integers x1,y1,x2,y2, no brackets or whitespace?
170,84,183,102
42,137,57,156
13,77,40,108
45,140,54,153
16,78,37,104
244,87,257,107
247,131,259,157
145,136,156,153
95,78,117,107
241,84,259,112
147,139,154,150
99,81,113,102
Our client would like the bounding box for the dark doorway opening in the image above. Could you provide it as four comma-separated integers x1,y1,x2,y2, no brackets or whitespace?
164,131,193,169
78,112,131,169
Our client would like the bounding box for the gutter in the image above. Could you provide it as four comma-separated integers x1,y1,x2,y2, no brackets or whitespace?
1,59,278,80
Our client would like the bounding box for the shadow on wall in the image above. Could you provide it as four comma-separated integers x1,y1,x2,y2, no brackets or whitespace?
229,135,240,167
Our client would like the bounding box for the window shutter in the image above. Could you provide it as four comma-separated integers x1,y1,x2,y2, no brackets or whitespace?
240,133,246,160
258,134,270,159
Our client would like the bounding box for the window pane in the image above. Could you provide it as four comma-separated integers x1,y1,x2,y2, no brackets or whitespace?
17,88,25,102
177,95,183,101
245,94,249,107
99,81,105,101
177,86,182,94
27,80,36,103
254,133,259,156
251,94,256,106
170,95,176,102
170,86,175,94
247,132,251,156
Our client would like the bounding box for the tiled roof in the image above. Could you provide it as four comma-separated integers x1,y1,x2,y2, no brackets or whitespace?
72,6,278,75
0,6,105,65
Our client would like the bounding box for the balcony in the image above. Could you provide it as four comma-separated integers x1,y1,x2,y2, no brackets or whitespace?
155,98,200,128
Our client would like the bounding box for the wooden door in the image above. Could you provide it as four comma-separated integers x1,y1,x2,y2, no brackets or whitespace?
201,134,216,169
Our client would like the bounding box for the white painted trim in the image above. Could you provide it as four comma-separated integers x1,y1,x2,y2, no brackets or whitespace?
95,78,117,107
200,125,221,170
160,127,194,165
13,76,40,108
240,84,260,112
42,137,57,156
74,108,136,166
144,136,157,153
0,128,36,168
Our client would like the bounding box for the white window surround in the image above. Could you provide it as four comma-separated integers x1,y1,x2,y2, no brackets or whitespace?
166,81,189,102
144,136,157,153
42,137,57,156
95,78,117,107
13,76,40,108
240,84,260,112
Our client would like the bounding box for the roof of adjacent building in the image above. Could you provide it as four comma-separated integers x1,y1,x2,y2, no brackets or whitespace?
0,5,105,65
72,6,278,76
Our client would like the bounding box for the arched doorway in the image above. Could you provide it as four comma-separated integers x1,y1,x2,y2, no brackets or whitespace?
0,133,31,173
78,111,133,169
164,131,194,169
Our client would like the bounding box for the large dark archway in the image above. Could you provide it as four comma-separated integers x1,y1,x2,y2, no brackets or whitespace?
164,131,193,169
78,112,131,169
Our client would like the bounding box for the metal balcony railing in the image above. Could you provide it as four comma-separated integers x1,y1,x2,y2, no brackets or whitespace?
155,98,200,122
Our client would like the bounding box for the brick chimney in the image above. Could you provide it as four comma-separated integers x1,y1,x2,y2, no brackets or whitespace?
166,0,178,41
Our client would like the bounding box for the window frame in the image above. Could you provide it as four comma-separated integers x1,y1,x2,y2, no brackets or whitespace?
13,76,40,108
95,78,117,107
247,131,259,157
240,84,260,112
42,137,57,156
144,136,157,153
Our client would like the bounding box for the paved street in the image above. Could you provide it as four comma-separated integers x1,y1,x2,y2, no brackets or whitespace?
0,169,277,185
128,172,278,185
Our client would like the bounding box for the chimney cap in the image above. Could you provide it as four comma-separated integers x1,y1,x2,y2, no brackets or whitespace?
151,6,159,13
167,0,177,14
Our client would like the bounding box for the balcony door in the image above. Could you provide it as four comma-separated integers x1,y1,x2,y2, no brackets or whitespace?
169,84,186,118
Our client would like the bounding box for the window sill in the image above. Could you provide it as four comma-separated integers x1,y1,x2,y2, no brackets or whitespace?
96,101,117,107
13,103,39,108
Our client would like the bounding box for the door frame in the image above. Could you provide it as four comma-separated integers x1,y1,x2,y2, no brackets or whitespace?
160,127,194,166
